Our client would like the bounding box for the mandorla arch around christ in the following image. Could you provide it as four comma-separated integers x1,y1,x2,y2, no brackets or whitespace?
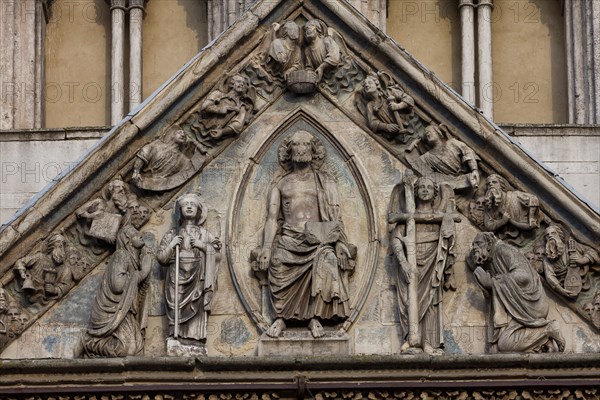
0,0,599,399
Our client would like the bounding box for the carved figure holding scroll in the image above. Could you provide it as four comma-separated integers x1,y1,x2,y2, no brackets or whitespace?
483,174,541,243
157,193,221,350
255,131,356,339
405,124,480,190
12,233,74,304
388,173,458,354
75,179,132,245
541,224,599,298
80,201,152,357
469,232,565,353
355,74,415,143
198,74,255,142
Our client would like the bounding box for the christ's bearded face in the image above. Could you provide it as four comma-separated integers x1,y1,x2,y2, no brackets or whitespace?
290,132,314,164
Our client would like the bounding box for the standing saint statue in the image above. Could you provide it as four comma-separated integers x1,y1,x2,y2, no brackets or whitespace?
256,130,356,338
388,173,458,354
157,193,221,350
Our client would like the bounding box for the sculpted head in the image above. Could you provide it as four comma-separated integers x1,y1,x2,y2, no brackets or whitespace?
584,302,594,318
279,130,326,171
545,225,567,260
414,176,438,203
177,193,203,223
128,198,150,229
281,21,299,41
228,74,248,95
423,125,444,147
105,179,129,212
484,174,507,208
594,293,600,311
362,75,381,98
304,19,324,42
46,234,67,265
165,125,186,145
470,232,497,267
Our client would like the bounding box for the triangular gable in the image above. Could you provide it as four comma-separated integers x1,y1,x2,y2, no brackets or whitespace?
0,0,599,359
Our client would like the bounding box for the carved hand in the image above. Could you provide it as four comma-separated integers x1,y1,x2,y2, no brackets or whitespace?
132,169,142,182
336,242,351,271
469,170,480,188
211,238,222,252
44,284,57,296
190,236,206,252
474,266,492,289
385,124,401,133
575,255,591,266
169,235,183,249
258,247,271,271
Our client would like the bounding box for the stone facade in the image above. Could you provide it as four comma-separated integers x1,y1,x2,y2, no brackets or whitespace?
0,0,599,397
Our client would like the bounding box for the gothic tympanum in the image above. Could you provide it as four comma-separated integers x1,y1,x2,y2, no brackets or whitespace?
254,131,356,338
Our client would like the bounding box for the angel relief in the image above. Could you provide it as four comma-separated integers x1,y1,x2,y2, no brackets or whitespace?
246,19,364,96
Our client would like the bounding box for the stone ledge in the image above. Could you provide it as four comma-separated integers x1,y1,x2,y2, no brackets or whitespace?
0,127,110,142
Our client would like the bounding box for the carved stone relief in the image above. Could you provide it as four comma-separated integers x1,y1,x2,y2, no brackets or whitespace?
12,233,80,304
252,131,356,338
185,74,256,153
79,200,152,357
405,124,481,191
157,192,221,355
469,232,565,353
480,174,542,244
75,179,133,248
355,72,418,143
540,224,599,299
132,125,206,191
388,173,459,354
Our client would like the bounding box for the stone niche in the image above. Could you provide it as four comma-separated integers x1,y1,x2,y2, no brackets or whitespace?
0,0,599,363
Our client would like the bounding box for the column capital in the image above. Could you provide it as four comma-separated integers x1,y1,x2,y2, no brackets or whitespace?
458,0,475,8
478,0,493,8
129,0,148,11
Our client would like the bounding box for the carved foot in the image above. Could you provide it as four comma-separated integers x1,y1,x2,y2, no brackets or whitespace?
308,318,325,338
400,340,423,354
423,342,444,356
266,318,286,338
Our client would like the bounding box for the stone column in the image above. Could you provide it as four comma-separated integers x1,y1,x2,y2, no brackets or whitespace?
0,0,48,130
208,0,258,42
477,0,493,119
564,0,600,124
110,0,126,125
129,0,146,111
459,0,476,106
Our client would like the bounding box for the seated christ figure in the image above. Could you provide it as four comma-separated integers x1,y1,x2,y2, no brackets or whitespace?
258,130,355,338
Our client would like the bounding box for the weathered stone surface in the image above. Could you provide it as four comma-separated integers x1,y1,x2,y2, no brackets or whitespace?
258,330,351,357
0,0,599,362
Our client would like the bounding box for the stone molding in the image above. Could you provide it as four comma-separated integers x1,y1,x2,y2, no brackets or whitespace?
1,354,600,396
